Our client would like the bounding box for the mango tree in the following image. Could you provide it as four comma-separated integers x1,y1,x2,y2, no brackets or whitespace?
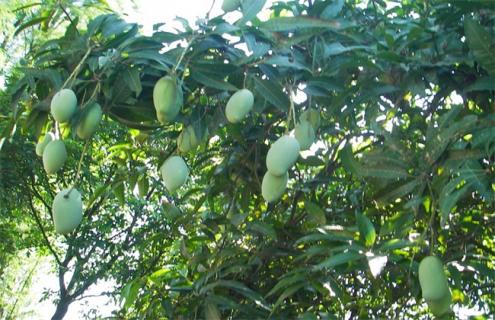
1,0,494,319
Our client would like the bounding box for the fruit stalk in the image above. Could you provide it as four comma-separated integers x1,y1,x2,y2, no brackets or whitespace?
61,46,92,89
286,86,297,134
172,34,198,74
65,140,89,198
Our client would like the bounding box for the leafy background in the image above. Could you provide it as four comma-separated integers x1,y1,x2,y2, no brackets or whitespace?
0,0,494,319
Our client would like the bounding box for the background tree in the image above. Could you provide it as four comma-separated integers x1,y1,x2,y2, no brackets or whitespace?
1,0,494,319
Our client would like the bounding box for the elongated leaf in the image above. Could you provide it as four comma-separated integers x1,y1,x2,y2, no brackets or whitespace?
261,16,347,32
340,144,362,175
464,77,495,92
14,16,51,37
267,273,305,297
324,42,372,57
321,0,344,19
263,55,311,72
253,77,289,112
272,282,305,310
205,302,221,320
360,167,409,179
376,179,421,203
190,71,238,91
464,19,495,75
313,251,362,270
237,0,267,25
439,183,471,227
123,68,142,96
201,280,270,310
248,221,277,240
378,239,413,252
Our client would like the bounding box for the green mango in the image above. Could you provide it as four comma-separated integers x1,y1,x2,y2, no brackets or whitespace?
427,289,452,317
76,102,103,139
160,156,189,193
153,76,182,123
419,256,450,301
42,140,67,175
294,121,315,150
266,135,300,176
222,0,240,12
225,88,254,123
262,171,288,203
35,132,53,157
177,125,200,153
50,88,77,123
300,108,321,130
53,188,83,234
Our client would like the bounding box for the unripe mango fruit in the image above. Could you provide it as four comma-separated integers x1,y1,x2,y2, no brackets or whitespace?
266,135,300,176
53,188,83,234
300,108,321,130
36,132,54,157
51,88,77,123
153,76,183,123
225,89,254,123
177,125,200,153
419,256,450,301
427,289,452,317
42,140,67,175
222,0,240,12
160,156,189,193
262,171,288,203
76,102,103,139
294,121,315,150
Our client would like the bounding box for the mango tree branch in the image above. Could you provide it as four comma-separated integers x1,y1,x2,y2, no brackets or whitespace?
27,192,62,266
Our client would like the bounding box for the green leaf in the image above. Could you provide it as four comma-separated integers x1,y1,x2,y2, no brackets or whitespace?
340,144,362,175
205,302,221,320
123,68,142,96
190,71,238,91
360,166,409,179
272,282,305,310
253,77,289,112
439,183,471,227
267,272,305,297
464,77,495,92
313,251,362,270
261,16,348,32
247,222,277,240
378,239,413,252
324,42,372,57
200,280,270,311
14,16,51,37
263,55,311,72
122,279,141,309
321,0,344,19
304,200,326,226
237,0,267,25
376,179,421,203
355,212,376,247
464,19,495,75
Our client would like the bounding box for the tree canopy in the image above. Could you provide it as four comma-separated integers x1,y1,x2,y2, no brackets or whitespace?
1,0,494,319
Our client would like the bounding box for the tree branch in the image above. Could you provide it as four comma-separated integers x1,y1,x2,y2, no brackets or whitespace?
27,193,62,266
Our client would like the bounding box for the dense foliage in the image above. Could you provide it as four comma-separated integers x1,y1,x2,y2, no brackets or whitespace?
1,0,494,319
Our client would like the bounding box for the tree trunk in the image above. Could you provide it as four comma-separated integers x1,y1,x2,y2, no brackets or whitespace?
51,297,72,320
